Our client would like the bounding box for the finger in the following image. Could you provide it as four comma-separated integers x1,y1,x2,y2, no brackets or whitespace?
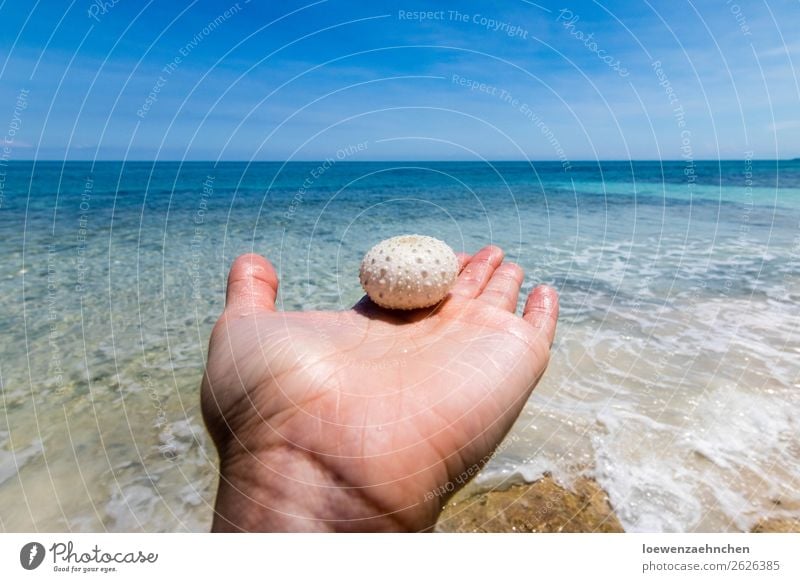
456,252,471,271
225,253,279,316
449,245,504,299
477,262,524,313
522,285,559,346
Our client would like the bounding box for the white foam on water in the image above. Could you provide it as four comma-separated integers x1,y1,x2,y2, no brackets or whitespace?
105,483,160,531
479,292,800,532
592,431,704,532
472,454,573,492
0,439,43,486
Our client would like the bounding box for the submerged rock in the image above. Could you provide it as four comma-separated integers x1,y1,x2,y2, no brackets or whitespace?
750,518,800,533
435,476,625,533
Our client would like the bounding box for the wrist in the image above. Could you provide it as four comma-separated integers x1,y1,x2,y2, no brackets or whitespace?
211,444,413,532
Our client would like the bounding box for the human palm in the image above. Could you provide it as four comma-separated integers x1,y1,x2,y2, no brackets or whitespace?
202,246,558,532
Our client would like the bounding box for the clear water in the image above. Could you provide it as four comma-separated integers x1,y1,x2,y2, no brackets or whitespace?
1,160,798,532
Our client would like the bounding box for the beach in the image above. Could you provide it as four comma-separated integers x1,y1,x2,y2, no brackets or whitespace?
1,160,798,532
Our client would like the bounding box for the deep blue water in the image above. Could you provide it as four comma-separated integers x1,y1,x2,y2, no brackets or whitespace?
2,160,798,310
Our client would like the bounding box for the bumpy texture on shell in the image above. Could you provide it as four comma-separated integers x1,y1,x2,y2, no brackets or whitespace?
359,235,459,310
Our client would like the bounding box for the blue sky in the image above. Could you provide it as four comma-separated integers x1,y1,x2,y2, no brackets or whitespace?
1,0,798,160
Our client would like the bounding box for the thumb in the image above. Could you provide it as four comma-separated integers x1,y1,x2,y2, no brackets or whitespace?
225,253,279,316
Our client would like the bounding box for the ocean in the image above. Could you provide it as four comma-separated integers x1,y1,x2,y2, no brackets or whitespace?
0,160,798,532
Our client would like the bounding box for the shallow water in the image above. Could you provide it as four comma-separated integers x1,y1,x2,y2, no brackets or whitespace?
1,160,798,531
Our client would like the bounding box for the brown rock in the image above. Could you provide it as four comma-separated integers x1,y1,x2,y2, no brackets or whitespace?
750,518,800,533
436,476,624,533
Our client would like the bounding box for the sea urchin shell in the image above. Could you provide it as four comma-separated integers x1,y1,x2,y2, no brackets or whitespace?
359,235,459,310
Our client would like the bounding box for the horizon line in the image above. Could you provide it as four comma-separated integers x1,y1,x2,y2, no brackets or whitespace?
6,158,799,163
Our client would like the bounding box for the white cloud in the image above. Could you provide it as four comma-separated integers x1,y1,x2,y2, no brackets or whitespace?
768,119,800,131
758,41,800,58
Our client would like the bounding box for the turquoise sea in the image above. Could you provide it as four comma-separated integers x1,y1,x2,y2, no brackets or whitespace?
1,160,798,531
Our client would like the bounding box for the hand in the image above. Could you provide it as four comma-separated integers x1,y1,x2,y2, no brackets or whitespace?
201,245,558,531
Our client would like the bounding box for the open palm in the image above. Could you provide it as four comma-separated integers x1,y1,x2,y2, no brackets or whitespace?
202,246,558,532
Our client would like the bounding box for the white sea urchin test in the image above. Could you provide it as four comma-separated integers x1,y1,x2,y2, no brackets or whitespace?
359,235,459,310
